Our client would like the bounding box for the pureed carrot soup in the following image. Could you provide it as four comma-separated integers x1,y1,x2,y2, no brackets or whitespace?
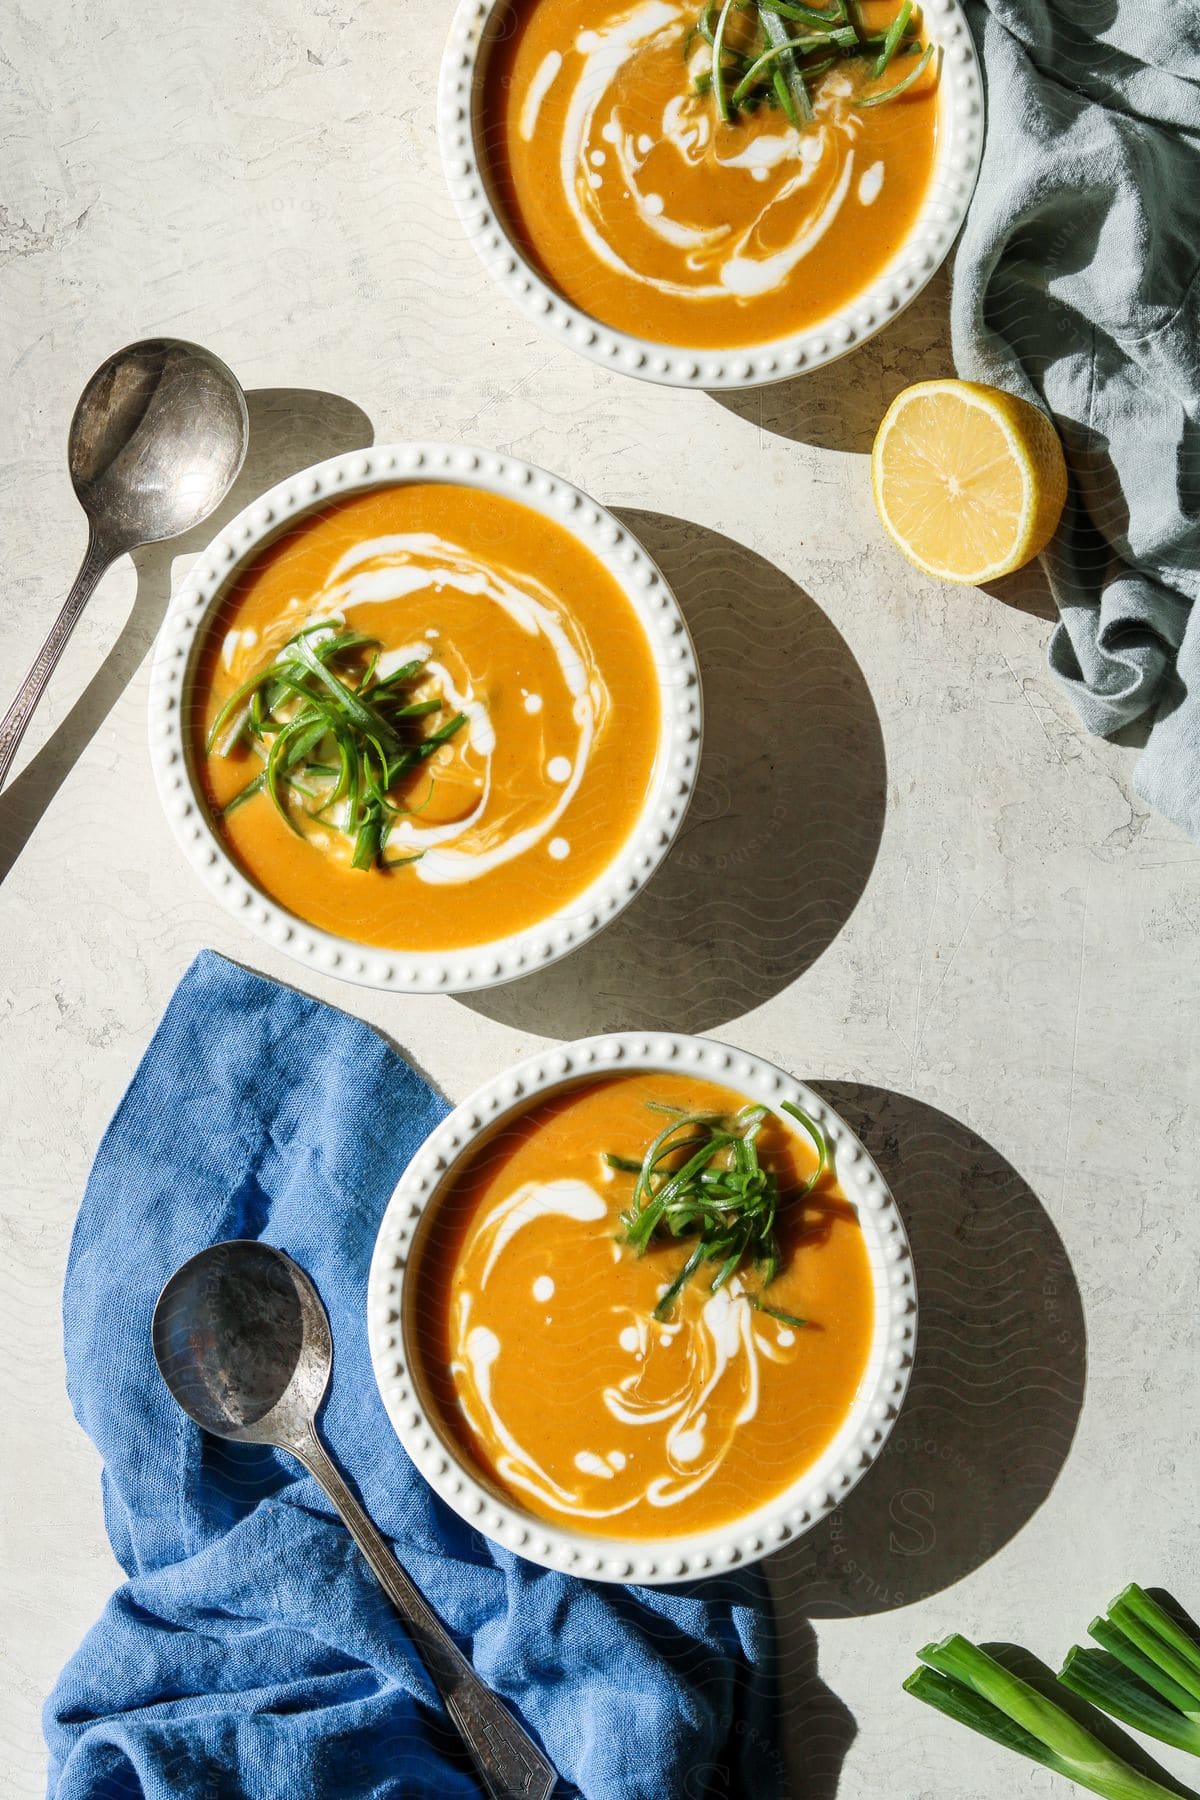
413,1071,875,1537
483,0,940,350
191,484,661,952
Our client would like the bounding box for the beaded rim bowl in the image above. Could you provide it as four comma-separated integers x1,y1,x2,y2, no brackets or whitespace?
367,1033,917,1585
438,0,983,390
147,444,702,993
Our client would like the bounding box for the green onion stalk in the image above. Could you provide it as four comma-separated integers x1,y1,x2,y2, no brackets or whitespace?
1058,1585,1200,1760
905,1635,1189,1800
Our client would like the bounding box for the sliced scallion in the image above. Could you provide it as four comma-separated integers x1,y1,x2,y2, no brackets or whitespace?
688,0,932,129
871,0,912,76
1059,1649,1200,1757
854,38,935,106
609,1095,829,1321
756,0,848,23
1108,1586,1200,1705
710,0,739,124
758,6,814,123
206,622,466,872
1050,1583,1200,1762
730,32,853,103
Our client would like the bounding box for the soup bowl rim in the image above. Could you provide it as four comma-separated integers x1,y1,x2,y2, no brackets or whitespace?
367,1031,917,1586
146,440,702,994
437,0,984,390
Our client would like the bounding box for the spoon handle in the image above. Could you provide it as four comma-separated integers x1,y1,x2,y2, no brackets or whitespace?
0,530,116,790
292,1430,557,1800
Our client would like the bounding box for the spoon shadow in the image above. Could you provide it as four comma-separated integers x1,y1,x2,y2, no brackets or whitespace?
0,387,374,886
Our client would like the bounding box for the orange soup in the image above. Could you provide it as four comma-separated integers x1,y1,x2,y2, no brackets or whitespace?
483,0,940,349
191,484,662,951
413,1072,875,1537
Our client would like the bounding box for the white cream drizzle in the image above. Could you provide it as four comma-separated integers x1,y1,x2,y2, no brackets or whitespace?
376,642,432,678
521,49,564,141
449,1177,800,1519
250,532,606,887
222,626,258,672
478,1178,607,1287
858,158,885,205
460,1320,578,1505
575,1450,615,1479
553,0,864,302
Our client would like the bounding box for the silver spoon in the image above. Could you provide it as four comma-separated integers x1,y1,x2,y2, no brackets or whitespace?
152,1239,556,1800
0,337,249,790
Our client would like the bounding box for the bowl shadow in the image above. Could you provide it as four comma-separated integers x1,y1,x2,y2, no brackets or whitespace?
457,510,886,1038
710,268,954,455
767,1083,1087,1622
0,386,374,885
767,1613,858,1800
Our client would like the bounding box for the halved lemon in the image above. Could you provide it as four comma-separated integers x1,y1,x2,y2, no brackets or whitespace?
871,379,1068,586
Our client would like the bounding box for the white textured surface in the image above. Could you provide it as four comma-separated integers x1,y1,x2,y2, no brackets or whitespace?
2,3,1199,1797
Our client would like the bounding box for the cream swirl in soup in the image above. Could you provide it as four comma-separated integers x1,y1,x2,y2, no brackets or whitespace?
415,1072,875,1539
534,0,861,304
193,485,660,952
230,530,608,888
487,0,939,350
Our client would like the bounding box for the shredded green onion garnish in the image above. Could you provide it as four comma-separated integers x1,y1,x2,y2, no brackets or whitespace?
609,1096,828,1321
871,0,912,76
854,38,934,105
205,621,467,873
686,0,935,129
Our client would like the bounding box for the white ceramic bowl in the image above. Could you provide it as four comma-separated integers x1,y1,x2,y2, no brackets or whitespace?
439,0,983,390
367,1033,916,1585
148,443,701,994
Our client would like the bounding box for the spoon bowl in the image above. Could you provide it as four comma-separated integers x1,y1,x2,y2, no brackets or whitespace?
69,339,248,552
152,1239,329,1448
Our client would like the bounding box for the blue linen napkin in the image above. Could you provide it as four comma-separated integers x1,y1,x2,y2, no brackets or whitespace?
952,2,1200,834
45,950,784,1800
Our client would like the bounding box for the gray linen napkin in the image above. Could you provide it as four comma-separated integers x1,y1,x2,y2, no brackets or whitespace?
951,1,1200,833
